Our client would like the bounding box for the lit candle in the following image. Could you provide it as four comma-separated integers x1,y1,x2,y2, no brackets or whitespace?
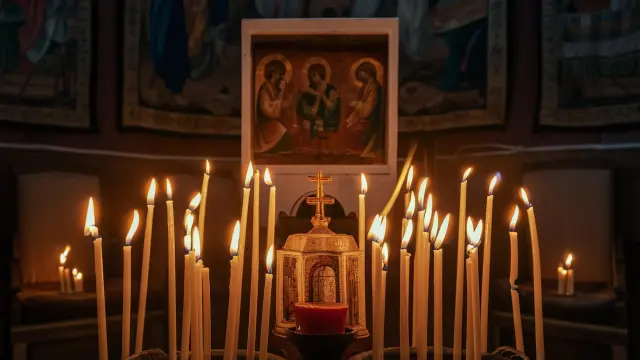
265,169,276,256
199,160,211,250
481,174,499,352
377,243,389,360
64,268,72,293
247,168,260,359
135,179,157,354
259,245,275,360
403,192,416,234
454,167,472,360
224,221,241,360
123,210,140,359
565,254,574,296
405,166,414,210
58,250,67,293
508,206,524,352
557,265,566,295
520,188,545,359
180,214,195,360
166,180,178,360
359,174,367,330
414,179,428,358
203,265,211,360
400,219,413,360
467,218,483,360
466,261,474,360
432,213,450,360
373,217,387,360
191,228,203,360
369,215,382,360
72,269,84,292
85,198,108,360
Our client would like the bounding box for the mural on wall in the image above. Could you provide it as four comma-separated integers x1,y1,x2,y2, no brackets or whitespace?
540,0,640,126
0,0,92,128
123,0,506,134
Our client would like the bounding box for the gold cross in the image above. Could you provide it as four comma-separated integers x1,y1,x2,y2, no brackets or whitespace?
306,170,334,220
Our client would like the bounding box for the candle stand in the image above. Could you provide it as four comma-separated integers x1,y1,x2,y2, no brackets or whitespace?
348,346,528,360
286,328,357,360
128,348,287,359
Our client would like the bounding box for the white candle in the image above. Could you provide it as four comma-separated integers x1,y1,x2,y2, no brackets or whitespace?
259,245,275,360
432,213,450,360
557,266,566,295
565,254,574,296
400,220,413,360
373,217,387,360
73,269,84,292
265,169,276,254
191,229,203,360
481,174,499,352
199,160,211,250
196,261,204,360
64,268,72,293
454,167,472,360
466,218,483,360
369,215,381,360
85,198,108,360
122,211,140,360
203,266,211,360
224,221,241,360
247,169,260,359
359,174,367,330
166,180,178,360
466,264,474,360
520,188,545,359
181,235,194,360
376,243,389,360
58,245,70,293
413,178,427,355
509,206,524,352
136,179,157,354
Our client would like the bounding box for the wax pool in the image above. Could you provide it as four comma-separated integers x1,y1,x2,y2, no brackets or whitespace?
294,302,348,335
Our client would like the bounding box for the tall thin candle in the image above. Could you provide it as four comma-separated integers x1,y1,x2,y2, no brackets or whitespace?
432,213,450,360
565,255,574,296
414,179,428,357
203,266,211,360
181,214,195,360
123,211,140,359
373,217,387,360
192,228,203,360
405,166,414,210
378,243,389,360
74,271,84,292
265,169,276,254
481,174,499,352
166,180,178,360
135,179,157,353
259,245,274,360
521,188,545,360
199,160,211,250
224,221,241,360
247,169,260,359
85,198,108,360
359,174,368,330
400,220,413,360
369,215,382,360
509,206,524,352
58,245,70,293
454,167,472,360
467,218,483,360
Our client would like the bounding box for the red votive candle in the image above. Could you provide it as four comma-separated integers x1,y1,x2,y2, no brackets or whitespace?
294,302,348,335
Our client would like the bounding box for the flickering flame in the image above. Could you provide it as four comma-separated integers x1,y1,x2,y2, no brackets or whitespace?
125,210,140,246
418,178,428,210
72,268,78,276
76,272,83,280
509,206,520,232
147,178,157,205
59,252,67,265
565,254,573,269
184,235,191,253
266,245,274,274
423,194,433,232
361,173,368,194
406,166,414,191
462,167,473,182
188,193,202,211
64,245,71,256
466,217,483,248
401,219,413,249
230,220,240,257
430,211,439,243
405,192,416,219
489,173,500,195
84,197,95,236
382,243,389,271
205,160,211,175
434,214,451,250
166,179,173,200
561,269,568,276
377,216,388,243
193,227,201,260
245,162,254,188
367,215,381,242
520,188,532,208
184,212,195,235
264,168,273,186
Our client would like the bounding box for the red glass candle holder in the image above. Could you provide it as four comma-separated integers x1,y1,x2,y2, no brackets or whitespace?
294,302,348,335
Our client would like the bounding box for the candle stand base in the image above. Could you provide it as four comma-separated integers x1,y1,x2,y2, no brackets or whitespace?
286,328,357,360
348,346,528,360
128,348,287,360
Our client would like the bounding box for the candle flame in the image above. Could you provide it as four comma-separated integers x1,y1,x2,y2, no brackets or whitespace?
59,252,67,265
520,188,532,208
401,219,413,249
489,173,500,195
462,167,473,182
361,173,368,194
184,212,195,235
264,168,273,186
166,179,172,200
565,254,573,269
77,272,83,280
147,178,157,205
193,226,201,260
430,211,439,243
434,214,451,250
205,160,211,175
188,193,202,211
405,192,416,219
125,210,140,246
561,269,568,276
423,194,433,232
406,166,414,191
72,268,78,276
367,214,381,242
84,197,95,236
230,220,240,257
245,162,254,188
509,206,520,232
466,217,483,248
64,245,71,255
418,178,428,210
382,242,389,271
377,216,388,243
266,245,274,274
184,235,191,253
